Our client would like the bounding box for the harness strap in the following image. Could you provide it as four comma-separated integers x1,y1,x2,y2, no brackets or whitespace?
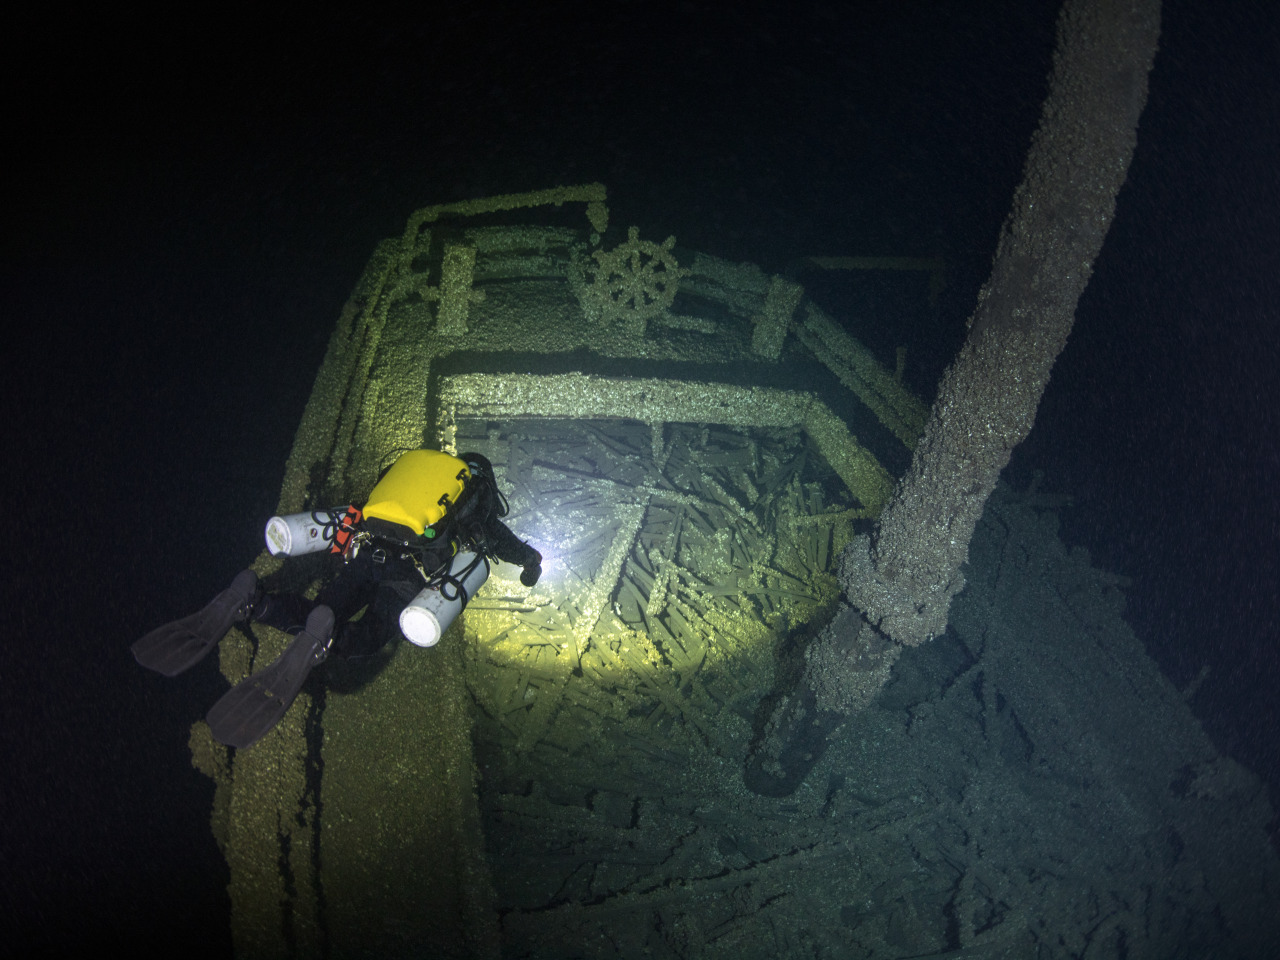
429,551,486,604
325,505,363,556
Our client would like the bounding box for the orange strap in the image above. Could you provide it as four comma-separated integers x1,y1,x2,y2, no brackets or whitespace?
328,505,363,556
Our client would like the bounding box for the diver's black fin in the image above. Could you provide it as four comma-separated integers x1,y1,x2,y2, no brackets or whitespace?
132,570,259,677
205,605,334,749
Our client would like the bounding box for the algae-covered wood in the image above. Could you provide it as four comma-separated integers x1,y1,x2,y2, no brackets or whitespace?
196,185,939,958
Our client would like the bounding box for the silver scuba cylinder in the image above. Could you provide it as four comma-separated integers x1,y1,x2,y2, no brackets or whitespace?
399,550,490,647
264,509,350,557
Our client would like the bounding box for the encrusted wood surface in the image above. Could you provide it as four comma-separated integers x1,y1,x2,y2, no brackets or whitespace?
461,439,1280,957
459,419,858,955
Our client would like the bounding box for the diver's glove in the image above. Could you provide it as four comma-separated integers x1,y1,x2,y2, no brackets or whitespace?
520,548,543,587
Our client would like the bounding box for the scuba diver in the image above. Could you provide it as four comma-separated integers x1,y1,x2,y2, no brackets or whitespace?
132,449,542,749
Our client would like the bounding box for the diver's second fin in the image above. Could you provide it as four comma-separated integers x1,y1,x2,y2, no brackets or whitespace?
206,605,334,749
132,570,259,677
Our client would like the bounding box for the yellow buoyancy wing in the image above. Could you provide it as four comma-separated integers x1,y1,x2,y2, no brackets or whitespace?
362,450,469,535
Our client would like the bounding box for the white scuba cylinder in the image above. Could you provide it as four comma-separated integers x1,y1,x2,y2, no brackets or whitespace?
399,551,490,647
264,509,349,557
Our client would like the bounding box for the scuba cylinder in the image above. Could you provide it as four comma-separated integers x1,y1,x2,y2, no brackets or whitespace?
399,550,490,647
265,506,362,557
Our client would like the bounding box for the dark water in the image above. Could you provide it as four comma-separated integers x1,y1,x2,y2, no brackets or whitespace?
5,1,1277,954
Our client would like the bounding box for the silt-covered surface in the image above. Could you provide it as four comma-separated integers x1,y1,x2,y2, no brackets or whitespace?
201,196,1280,958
